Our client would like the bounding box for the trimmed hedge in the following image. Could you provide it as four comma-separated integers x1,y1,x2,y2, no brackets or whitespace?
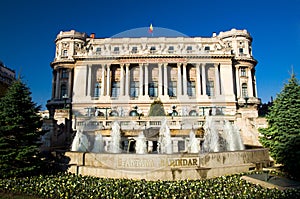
0,172,299,199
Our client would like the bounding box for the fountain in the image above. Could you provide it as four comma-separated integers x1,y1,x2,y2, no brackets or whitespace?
223,120,245,151
202,117,220,153
71,129,90,152
91,133,104,153
109,121,121,153
67,117,270,181
188,130,200,153
135,131,147,154
158,118,173,154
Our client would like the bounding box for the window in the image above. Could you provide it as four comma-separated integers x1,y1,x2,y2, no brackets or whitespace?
94,82,101,97
62,50,68,57
111,81,120,97
150,46,156,53
187,81,196,97
239,48,244,55
168,46,174,53
131,46,137,54
149,82,158,97
204,46,210,51
130,81,139,97
240,67,247,77
206,80,214,96
242,83,248,98
168,81,177,97
61,69,69,78
96,47,101,55
113,47,119,54
60,84,67,98
186,46,192,53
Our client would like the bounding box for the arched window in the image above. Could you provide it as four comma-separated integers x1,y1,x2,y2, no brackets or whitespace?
189,110,198,116
242,83,248,97
129,110,138,116
110,110,119,117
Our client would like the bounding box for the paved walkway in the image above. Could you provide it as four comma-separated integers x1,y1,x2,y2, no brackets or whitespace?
241,172,300,190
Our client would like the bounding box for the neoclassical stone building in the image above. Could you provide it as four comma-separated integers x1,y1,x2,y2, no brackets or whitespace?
46,28,262,151
0,61,15,97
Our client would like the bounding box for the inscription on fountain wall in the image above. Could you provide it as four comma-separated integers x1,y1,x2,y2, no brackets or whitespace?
117,157,199,169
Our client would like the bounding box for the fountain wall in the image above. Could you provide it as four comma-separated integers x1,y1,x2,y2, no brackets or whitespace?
66,148,270,181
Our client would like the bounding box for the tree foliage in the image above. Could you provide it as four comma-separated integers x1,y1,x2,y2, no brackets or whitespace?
259,74,300,179
0,79,44,178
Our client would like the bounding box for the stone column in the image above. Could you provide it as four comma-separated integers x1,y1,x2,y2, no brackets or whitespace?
139,63,143,96
182,63,187,96
214,64,220,96
125,64,130,97
158,63,163,96
196,63,201,97
55,70,60,98
201,64,206,96
177,63,182,96
68,69,72,98
235,66,240,98
163,63,168,96
101,64,105,96
120,64,124,96
87,65,92,97
172,140,178,153
145,63,149,96
106,64,111,96
51,71,55,98
248,68,254,97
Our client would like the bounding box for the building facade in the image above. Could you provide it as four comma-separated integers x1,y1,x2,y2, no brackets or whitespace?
46,28,262,151
0,61,15,97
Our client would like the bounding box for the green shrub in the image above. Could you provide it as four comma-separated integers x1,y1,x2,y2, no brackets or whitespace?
0,172,299,199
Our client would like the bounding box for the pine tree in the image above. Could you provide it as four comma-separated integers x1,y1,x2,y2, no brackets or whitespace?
259,74,300,179
0,79,44,178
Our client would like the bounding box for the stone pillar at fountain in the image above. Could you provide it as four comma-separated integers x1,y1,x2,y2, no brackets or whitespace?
135,131,147,154
71,129,90,152
202,116,220,153
91,133,104,153
109,121,121,153
188,130,200,153
158,119,173,154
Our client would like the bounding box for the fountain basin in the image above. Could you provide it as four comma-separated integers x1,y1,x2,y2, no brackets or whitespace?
65,148,270,181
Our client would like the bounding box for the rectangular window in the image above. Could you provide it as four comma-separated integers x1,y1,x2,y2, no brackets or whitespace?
149,82,158,97
130,81,139,97
62,50,68,57
240,67,247,77
113,47,119,54
94,82,101,97
168,81,177,97
206,80,214,96
96,47,101,55
131,46,137,54
239,48,244,54
186,46,192,53
61,69,69,78
150,46,156,54
168,46,174,53
187,81,196,97
204,46,210,51
111,81,120,97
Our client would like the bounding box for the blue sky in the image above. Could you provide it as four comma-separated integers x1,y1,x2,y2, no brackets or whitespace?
0,0,299,109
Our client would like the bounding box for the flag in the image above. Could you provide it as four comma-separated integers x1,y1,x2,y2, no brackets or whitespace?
149,23,153,33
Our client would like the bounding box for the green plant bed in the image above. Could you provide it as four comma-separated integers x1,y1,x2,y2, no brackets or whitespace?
0,172,299,199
